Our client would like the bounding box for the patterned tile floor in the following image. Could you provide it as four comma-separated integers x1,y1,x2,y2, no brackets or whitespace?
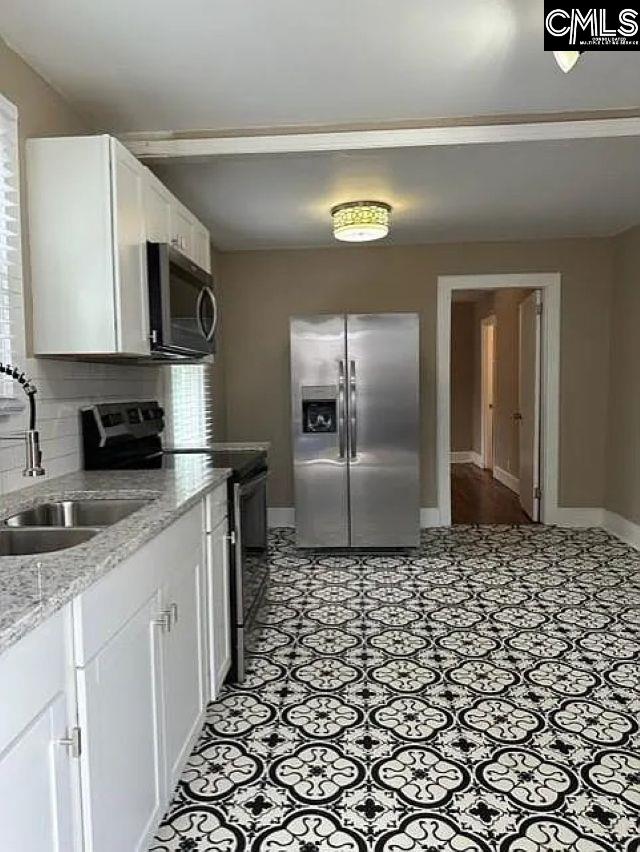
151,526,640,851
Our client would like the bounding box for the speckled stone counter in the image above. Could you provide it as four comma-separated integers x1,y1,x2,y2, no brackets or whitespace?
0,458,231,656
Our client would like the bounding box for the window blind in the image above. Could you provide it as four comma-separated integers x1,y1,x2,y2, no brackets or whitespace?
166,364,214,448
0,95,21,397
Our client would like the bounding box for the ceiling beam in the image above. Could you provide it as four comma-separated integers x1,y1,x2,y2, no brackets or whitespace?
124,116,640,161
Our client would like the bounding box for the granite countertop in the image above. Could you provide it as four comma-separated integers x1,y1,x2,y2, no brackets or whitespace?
0,458,232,657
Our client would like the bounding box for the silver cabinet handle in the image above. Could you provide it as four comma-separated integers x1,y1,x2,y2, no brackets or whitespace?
58,727,82,758
338,360,346,459
170,602,179,625
348,359,357,459
152,610,172,633
224,530,237,546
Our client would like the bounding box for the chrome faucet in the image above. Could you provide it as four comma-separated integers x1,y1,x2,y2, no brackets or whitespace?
0,364,45,477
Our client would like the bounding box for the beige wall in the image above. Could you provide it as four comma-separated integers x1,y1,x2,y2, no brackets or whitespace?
606,225,640,525
218,238,613,509
1,36,91,347
450,303,475,453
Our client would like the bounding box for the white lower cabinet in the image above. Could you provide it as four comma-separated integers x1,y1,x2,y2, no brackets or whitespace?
0,482,232,851
76,591,164,852
0,609,81,852
207,512,232,698
160,536,207,790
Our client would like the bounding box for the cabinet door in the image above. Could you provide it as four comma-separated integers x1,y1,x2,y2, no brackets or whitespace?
207,515,232,698
110,139,150,355
169,203,194,260
144,175,172,244
192,222,211,272
162,539,207,788
77,592,163,852
0,688,77,852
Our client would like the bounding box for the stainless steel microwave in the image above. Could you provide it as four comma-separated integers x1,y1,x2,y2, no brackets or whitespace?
147,242,217,358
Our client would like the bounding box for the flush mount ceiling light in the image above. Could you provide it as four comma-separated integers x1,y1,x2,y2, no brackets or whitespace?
553,50,583,73
331,201,392,242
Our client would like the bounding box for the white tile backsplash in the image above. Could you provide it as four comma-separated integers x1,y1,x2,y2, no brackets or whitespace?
0,354,163,494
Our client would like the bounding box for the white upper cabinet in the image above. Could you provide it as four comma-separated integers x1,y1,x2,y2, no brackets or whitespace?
166,197,212,273
27,134,212,358
27,135,150,356
192,220,212,273
143,173,172,244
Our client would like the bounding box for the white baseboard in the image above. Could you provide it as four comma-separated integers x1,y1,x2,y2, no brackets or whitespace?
493,466,520,495
269,504,639,549
420,508,441,528
549,507,605,528
451,451,473,463
268,508,295,528
450,451,483,467
603,509,640,549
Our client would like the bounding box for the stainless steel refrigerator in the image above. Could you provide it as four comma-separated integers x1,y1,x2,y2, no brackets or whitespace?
290,313,420,548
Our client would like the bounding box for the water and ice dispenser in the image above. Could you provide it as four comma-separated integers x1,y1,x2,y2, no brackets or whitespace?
301,386,337,433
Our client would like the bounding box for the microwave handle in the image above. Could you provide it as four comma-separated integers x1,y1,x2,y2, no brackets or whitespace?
196,286,218,342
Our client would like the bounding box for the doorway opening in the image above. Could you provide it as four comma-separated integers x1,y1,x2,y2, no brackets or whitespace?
437,273,561,527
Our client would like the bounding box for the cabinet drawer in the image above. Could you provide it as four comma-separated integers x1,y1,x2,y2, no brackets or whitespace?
205,482,229,532
73,505,202,665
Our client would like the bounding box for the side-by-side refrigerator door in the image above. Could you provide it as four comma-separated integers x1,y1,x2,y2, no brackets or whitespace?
347,313,420,547
290,315,350,547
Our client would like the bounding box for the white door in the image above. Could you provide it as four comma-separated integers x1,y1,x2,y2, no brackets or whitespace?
207,515,232,699
161,543,207,789
110,139,150,355
518,291,542,521
481,317,496,470
77,592,163,852
0,691,77,852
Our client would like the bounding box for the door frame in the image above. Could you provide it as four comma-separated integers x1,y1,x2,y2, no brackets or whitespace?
437,273,561,526
480,314,497,470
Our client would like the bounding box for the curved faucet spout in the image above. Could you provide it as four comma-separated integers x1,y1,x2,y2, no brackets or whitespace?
0,363,45,477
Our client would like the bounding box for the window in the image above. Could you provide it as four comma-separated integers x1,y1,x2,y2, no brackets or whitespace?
166,364,213,447
0,94,22,399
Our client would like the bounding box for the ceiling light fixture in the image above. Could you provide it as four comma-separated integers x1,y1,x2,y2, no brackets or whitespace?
553,50,583,73
331,201,391,242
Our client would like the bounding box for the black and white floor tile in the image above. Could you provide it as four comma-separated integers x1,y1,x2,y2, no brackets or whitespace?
150,525,640,851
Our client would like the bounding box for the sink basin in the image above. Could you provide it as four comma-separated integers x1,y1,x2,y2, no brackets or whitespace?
4,499,148,529
0,527,100,555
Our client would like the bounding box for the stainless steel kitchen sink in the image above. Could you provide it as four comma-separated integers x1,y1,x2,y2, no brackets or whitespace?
0,527,100,555
4,499,148,528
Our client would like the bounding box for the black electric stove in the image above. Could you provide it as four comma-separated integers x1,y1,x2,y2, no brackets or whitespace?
81,401,268,683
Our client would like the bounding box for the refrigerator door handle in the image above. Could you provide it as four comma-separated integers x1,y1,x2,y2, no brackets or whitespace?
338,360,346,459
349,359,357,459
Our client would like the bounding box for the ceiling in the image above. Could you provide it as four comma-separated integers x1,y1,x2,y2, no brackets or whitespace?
2,0,640,133
152,137,640,249
3,1,640,250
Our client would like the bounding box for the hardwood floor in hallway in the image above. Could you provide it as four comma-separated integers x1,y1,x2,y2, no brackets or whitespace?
451,462,533,525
